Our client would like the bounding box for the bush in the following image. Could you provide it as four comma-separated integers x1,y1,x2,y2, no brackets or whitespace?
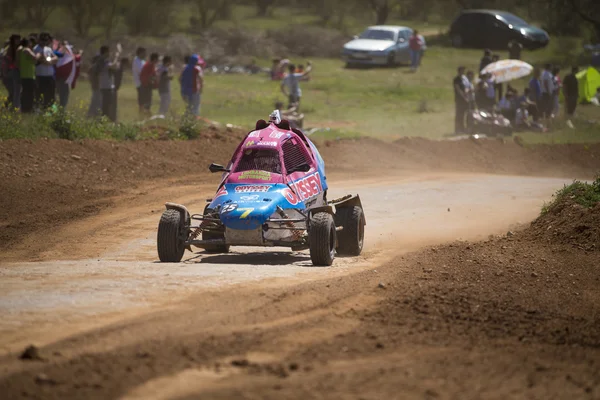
542,177,600,214
265,25,348,58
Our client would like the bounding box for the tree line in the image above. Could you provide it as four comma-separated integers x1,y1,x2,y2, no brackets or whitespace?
1,0,598,41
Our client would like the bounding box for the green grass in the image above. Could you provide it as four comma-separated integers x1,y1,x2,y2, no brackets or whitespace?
2,44,599,142
541,177,600,215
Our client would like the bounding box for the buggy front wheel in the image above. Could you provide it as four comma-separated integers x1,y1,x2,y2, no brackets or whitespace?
157,209,187,262
309,212,336,266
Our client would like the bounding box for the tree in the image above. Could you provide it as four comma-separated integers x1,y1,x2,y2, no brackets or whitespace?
568,0,600,39
63,0,111,37
19,0,58,28
255,0,277,17
368,0,392,25
193,0,232,29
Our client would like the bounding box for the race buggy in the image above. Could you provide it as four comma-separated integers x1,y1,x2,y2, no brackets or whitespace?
157,110,366,266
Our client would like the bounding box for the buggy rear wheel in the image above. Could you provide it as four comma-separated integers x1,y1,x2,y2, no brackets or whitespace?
157,209,187,262
335,206,365,256
309,212,336,266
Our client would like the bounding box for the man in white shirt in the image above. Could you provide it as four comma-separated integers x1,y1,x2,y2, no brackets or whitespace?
33,32,58,111
132,47,146,115
540,63,555,119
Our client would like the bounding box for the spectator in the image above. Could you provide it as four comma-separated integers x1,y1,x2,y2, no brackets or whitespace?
180,54,203,117
453,66,469,134
95,45,120,122
55,40,77,109
479,49,492,73
465,70,476,132
270,58,282,80
158,55,173,116
112,57,128,122
528,67,542,121
508,40,523,60
562,66,579,127
408,30,424,72
280,61,312,110
551,66,561,118
18,37,39,113
3,34,21,109
132,47,146,116
515,101,546,132
491,54,503,101
484,73,496,110
139,52,159,116
87,52,102,118
33,32,58,111
498,92,516,121
418,32,427,67
540,63,555,120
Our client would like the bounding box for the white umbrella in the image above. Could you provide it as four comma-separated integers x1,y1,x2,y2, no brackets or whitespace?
481,59,533,83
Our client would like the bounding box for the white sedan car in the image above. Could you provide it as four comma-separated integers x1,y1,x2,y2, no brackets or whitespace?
341,25,417,67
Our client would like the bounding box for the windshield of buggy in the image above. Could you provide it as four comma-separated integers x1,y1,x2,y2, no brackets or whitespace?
234,148,282,175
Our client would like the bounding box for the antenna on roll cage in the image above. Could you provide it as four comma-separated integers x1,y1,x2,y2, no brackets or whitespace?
269,110,281,125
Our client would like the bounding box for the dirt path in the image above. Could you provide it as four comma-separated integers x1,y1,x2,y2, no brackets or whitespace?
0,173,578,399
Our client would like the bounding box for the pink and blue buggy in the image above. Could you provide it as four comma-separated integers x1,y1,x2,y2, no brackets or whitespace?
157,111,365,266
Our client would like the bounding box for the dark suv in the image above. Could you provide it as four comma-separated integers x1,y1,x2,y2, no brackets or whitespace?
449,9,550,50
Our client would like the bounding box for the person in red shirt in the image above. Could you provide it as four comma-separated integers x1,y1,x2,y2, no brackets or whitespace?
139,52,159,116
409,30,423,72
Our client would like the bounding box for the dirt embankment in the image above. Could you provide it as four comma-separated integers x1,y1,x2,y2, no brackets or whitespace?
2,135,600,251
0,193,598,399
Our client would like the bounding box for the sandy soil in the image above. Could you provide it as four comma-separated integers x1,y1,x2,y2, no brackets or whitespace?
0,136,599,399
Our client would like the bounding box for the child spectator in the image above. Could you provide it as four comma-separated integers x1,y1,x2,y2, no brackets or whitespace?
139,52,159,116
158,55,173,116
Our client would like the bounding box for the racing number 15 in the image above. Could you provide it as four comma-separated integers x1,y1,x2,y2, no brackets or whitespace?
238,208,254,219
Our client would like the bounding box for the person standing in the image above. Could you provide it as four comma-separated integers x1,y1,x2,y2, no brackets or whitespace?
280,61,312,109
33,33,58,111
55,40,77,109
18,37,39,113
95,45,119,122
453,66,469,134
528,67,542,121
551,66,561,118
508,40,523,60
139,52,159,116
87,52,102,118
540,63,555,121
132,47,146,116
158,55,173,116
465,70,476,132
418,32,427,67
408,30,423,72
562,66,579,128
180,54,203,117
491,54,503,102
479,49,492,73
3,34,21,110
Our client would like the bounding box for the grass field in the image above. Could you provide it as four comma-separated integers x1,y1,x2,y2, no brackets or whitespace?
1,43,599,143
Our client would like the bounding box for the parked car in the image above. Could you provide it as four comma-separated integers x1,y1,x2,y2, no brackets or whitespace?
341,25,413,67
449,10,549,50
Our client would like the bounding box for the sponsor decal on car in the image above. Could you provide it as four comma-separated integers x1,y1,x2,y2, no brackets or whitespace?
291,172,323,202
214,186,228,199
269,131,285,139
245,141,255,147
282,188,300,205
248,131,260,137
235,185,272,193
239,170,272,181
257,141,278,147
240,195,261,201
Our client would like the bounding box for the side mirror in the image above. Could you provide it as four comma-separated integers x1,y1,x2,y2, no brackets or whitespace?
209,163,229,173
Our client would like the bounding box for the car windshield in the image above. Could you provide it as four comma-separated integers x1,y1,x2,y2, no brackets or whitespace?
359,29,396,41
497,13,529,27
234,148,282,174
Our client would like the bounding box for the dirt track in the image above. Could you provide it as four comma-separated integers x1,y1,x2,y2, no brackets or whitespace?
0,137,599,399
